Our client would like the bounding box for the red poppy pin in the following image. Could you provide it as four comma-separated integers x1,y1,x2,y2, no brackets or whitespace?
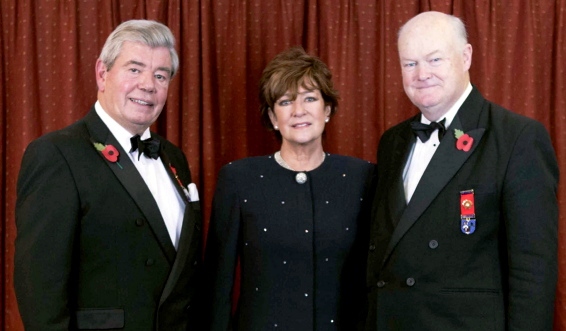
93,142,123,169
454,129,474,152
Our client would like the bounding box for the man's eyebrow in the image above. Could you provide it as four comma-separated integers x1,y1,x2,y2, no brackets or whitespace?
124,60,171,75
124,60,145,67
424,49,441,58
156,66,172,76
401,49,441,61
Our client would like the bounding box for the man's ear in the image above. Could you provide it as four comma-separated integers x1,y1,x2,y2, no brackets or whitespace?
462,43,473,72
95,59,108,92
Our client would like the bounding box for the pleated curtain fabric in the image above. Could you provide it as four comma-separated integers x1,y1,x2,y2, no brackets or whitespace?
1,0,565,329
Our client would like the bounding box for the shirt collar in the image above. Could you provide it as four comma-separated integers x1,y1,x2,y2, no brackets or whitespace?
420,82,472,128
94,101,152,153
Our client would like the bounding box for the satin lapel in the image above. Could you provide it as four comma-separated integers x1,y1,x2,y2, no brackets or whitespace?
382,115,486,266
159,202,200,304
84,110,177,263
157,139,202,303
386,126,414,225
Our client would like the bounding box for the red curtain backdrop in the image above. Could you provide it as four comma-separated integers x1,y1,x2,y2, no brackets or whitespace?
1,0,565,329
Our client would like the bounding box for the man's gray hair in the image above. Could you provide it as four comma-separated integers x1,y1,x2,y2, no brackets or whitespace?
99,19,179,77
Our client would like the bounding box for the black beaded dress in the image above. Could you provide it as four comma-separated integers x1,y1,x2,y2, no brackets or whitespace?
204,153,375,331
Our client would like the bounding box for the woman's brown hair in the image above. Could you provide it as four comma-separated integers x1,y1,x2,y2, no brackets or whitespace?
258,47,339,135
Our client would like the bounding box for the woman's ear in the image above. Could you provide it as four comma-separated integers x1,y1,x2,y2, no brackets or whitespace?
268,108,278,129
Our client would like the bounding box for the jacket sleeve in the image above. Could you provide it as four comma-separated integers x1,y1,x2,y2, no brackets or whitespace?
503,120,559,330
203,165,242,331
14,138,80,330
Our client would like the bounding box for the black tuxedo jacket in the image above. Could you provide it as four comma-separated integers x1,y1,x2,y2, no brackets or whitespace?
366,88,558,330
15,108,203,330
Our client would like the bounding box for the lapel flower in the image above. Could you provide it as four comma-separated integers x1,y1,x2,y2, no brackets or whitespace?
454,129,474,152
170,164,191,201
93,142,123,169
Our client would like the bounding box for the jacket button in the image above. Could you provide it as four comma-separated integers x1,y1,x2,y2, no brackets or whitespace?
377,280,386,288
369,244,376,251
428,240,438,249
406,278,415,286
145,258,155,266
135,218,145,226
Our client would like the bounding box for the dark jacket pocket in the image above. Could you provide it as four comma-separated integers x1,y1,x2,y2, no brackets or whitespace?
75,308,124,329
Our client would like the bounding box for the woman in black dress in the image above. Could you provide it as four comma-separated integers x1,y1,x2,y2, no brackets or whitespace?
204,46,375,330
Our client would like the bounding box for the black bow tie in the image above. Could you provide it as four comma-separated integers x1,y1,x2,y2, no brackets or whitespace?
130,135,161,160
410,118,446,142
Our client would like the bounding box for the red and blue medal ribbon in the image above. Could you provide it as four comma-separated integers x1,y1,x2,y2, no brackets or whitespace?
460,189,476,234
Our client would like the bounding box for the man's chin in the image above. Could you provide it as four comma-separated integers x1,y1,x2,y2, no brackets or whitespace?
412,98,439,110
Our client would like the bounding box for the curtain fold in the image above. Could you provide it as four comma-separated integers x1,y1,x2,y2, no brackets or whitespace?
2,0,565,329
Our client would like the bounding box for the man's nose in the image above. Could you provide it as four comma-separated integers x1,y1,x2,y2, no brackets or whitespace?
138,72,156,92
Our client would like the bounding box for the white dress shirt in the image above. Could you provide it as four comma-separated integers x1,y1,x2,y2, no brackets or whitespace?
95,101,185,249
403,83,473,203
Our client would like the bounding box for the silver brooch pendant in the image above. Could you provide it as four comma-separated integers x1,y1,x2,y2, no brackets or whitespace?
295,172,307,184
